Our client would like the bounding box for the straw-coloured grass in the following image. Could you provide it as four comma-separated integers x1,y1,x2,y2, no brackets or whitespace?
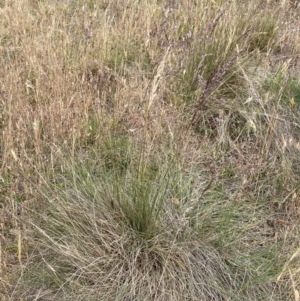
1,0,300,300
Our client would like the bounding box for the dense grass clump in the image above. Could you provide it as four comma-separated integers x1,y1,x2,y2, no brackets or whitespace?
1,0,300,300
12,148,280,301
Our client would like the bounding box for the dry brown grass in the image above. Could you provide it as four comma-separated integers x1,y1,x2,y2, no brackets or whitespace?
1,0,300,300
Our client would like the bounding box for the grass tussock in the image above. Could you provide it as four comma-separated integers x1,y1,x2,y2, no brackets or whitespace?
12,148,279,301
1,0,300,300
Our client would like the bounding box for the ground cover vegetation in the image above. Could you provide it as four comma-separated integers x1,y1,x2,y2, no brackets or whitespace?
1,0,300,300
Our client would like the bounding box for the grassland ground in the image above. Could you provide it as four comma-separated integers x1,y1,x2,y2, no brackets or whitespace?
1,0,300,300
